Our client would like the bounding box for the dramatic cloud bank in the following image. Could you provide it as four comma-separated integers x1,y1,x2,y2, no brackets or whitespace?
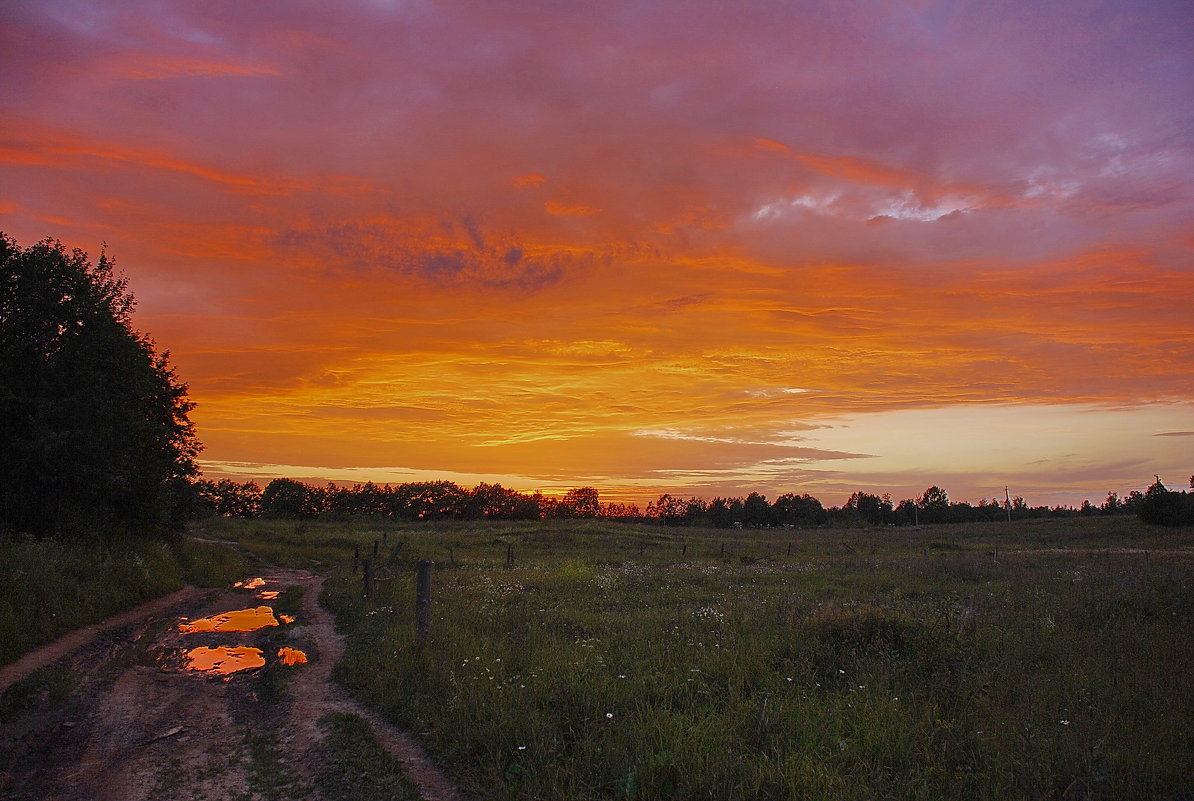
3,0,1191,505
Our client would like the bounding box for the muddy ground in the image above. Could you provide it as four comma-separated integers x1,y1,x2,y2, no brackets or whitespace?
0,571,465,801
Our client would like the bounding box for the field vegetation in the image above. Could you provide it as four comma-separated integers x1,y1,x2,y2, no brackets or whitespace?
0,534,250,666
200,515,1193,800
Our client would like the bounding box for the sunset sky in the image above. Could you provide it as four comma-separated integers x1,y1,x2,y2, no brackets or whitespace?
2,0,1192,507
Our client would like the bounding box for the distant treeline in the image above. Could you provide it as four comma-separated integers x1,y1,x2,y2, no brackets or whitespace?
186,476,1194,527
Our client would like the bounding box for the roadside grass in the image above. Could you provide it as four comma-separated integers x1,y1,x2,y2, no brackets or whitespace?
316,712,422,801
0,534,252,667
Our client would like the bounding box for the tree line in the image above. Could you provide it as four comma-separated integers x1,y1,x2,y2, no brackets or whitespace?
186,476,1194,528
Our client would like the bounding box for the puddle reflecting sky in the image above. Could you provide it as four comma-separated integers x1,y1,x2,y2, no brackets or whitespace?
277,647,308,665
234,577,266,589
185,645,265,675
258,590,280,600
279,614,296,624
178,607,279,633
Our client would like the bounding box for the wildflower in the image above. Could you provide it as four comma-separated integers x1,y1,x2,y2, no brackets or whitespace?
618,674,626,679
839,669,846,674
605,712,614,719
518,745,528,750
1060,719,1070,726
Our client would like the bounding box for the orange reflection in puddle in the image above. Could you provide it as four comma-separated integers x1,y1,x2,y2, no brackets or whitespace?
279,614,296,624
185,646,265,675
234,577,266,589
179,607,280,633
277,647,308,665
258,591,280,600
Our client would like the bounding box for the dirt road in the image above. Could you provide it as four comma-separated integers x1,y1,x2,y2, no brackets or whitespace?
0,571,465,801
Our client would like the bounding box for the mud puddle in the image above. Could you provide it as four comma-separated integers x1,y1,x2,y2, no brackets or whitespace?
167,577,309,677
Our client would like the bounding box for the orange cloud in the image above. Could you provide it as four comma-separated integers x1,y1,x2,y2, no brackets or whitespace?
514,172,547,188
0,120,294,193
544,200,602,217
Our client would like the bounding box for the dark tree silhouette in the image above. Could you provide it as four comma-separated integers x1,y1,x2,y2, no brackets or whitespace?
1138,477,1194,527
260,478,323,519
1,235,200,537
560,486,601,518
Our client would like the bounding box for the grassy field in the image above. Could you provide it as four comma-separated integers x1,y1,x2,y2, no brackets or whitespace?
0,534,251,667
196,516,1194,801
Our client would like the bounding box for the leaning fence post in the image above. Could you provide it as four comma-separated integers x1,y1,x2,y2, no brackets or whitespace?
362,558,374,599
416,560,433,644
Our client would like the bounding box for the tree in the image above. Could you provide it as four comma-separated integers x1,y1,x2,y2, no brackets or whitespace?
772,493,826,526
195,479,262,518
918,486,950,523
260,478,323,519
843,491,891,526
743,492,773,527
1,235,201,537
647,494,689,525
559,487,601,518
1138,477,1194,527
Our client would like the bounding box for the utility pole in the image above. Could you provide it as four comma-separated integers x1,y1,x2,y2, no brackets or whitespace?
1004,486,1012,523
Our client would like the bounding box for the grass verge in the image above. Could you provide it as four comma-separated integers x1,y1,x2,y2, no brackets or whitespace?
317,712,422,801
0,533,252,667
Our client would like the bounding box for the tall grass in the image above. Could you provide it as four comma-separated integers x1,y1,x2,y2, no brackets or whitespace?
0,534,250,666
285,517,1193,800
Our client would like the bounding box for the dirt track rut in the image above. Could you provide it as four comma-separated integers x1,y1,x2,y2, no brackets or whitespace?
0,571,466,801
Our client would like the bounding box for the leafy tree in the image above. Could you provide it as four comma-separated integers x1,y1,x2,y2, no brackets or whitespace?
1100,492,1121,515
772,493,826,526
1138,477,1194,527
647,494,690,525
260,478,323,519
707,497,746,528
843,491,891,526
559,487,601,518
917,486,950,524
1,235,200,537
467,483,541,519
194,479,262,518
743,492,773,527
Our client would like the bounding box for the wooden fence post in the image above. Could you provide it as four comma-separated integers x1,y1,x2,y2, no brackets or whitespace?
352,545,360,574
416,560,433,644
682,544,687,556
373,539,379,559
506,543,514,569
362,558,374,599
787,542,792,556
